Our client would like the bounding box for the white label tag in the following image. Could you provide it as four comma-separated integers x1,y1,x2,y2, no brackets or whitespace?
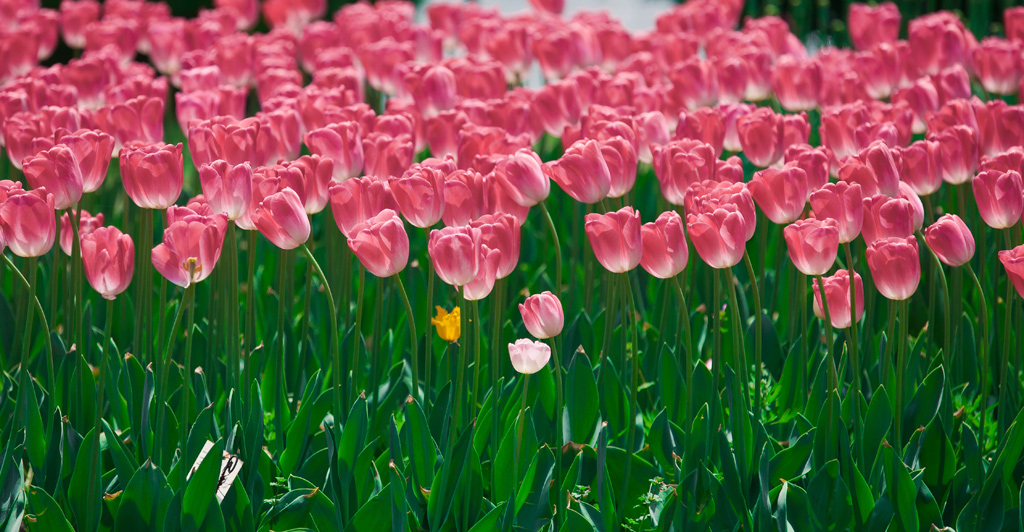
186,440,244,503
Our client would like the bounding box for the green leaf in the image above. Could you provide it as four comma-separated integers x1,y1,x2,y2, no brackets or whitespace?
114,460,173,532
768,428,814,488
404,398,438,503
280,372,330,477
880,444,917,532
24,486,73,532
566,351,600,445
388,462,407,532
861,385,892,469
901,366,943,443
181,440,224,532
776,481,813,532
67,428,101,532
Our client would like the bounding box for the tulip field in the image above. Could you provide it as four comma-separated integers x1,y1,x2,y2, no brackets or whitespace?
5,0,1024,530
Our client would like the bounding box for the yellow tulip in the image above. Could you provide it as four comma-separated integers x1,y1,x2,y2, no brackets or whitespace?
432,306,460,342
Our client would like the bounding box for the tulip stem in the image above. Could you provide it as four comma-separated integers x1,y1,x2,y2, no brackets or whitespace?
999,230,1015,439
453,288,468,435
301,244,342,438
227,223,240,393
352,264,366,411
471,300,482,415
86,298,114,521
425,227,435,411
490,279,504,492
156,285,193,466
539,200,562,296
513,373,529,488
882,300,897,391
966,263,989,449
274,248,288,451
726,269,749,405
71,207,85,356
599,273,619,374
243,229,257,402
896,299,909,449
0,255,53,392
617,272,640,529
296,253,314,393
370,276,384,420
743,253,763,418
49,250,60,336
547,335,565,526
18,257,37,386
671,276,694,421
179,283,197,489
393,274,419,407
817,275,837,392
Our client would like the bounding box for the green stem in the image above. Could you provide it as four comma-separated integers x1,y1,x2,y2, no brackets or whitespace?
157,284,193,466
539,200,562,296
895,299,909,449
470,300,481,414
844,244,860,398
671,276,694,421
0,255,53,391
817,274,837,392
301,244,342,437
490,277,504,495
18,256,38,430
425,227,435,411
179,283,198,489
393,274,419,406
599,274,619,373
86,298,114,520
726,268,749,407
548,335,565,526
882,300,898,390
743,253,763,419
453,287,468,437
352,264,366,408
296,253,314,393
617,271,640,529
370,275,384,420
243,229,257,400
227,224,240,393
966,263,989,449
49,249,59,335
71,206,85,355
274,248,288,451
999,230,1015,438
513,373,530,487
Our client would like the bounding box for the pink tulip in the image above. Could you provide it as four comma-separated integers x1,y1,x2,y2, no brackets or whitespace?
716,157,745,184
924,214,975,267
199,161,253,222
585,206,642,274
785,144,830,194
328,175,399,238
898,140,942,196
151,212,228,288
22,145,83,210
1000,245,1024,299
839,141,901,198
931,125,978,185
908,12,976,77
848,2,901,50
120,142,184,210
640,210,689,279
812,269,866,329
854,43,902,100
0,189,56,257
472,213,520,280
897,183,924,232
254,187,311,250
303,121,364,182
772,56,822,112
519,291,564,340
95,96,164,150
58,129,114,194
861,194,915,245
81,226,134,300
636,110,672,163
286,155,334,215
1009,7,1024,43
972,169,1024,230
59,209,103,256
651,139,717,206
667,58,719,111
463,246,501,301
784,218,840,276
495,148,548,208
600,136,638,198
188,117,264,170
820,103,868,163
443,169,487,227
737,107,784,168
347,209,409,278
60,0,101,49
391,163,447,229
973,38,1023,96
508,338,551,374
748,162,808,225
544,139,611,204
866,236,921,301
810,182,864,243
782,113,811,153
429,225,483,287
363,132,414,179
686,199,752,270
675,107,725,155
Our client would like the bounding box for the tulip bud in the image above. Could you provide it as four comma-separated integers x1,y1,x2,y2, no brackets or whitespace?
749,162,808,225
508,338,551,374
347,209,409,278
519,291,564,339
866,236,921,301
584,206,642,273
254,187,311,250
544,139,611,204
120,142,184,210
429,225,483,287
81,226,134,300
784,218,840,276
972,169,1024,230
22,145,83,210
924,214,975,267
640,211,689,279
0,189,56,257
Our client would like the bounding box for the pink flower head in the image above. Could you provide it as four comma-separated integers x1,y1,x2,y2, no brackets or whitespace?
81,225,134,300
472,212,520,280
0,188,56,257
303,121,364,182
908,11,976,77
328,175,399,238
22,145,83,210
999,245,1024,299
585,206,642,274
931,125,978,185
508,338,551,374
784,217,840,276
866,236,920,301
812,269,865,329
809,181,864,244
544,139,611,204
737,106,784,168
772,56,822,112
493,148,548,208
686,194,754,270
651,139,717,206
363,132,414,179
151,212,228,288
924,214,975,267
640,210,689,279
58,129,114,194
60,0,101,49
462,245,501,301
95,96,164,151
973,37,1023,96
520,291,564,339
120,142,184,210
188,116,265,169
839,140,901,198
676,107,725,155
898,140,942,196
60,209,103,256
347,208,409,278
254,187,311,250
600,135,638,199
667,58,719,111
428,225,483,287
861,194,915,245
199,160,253,221
391,162,447,229
972,169,1024,230
848,2,901,50
442,169,487,227
748,162,809,225
785,144,830,194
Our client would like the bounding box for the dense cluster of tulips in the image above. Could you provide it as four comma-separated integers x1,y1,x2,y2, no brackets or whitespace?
3,0,1024,529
